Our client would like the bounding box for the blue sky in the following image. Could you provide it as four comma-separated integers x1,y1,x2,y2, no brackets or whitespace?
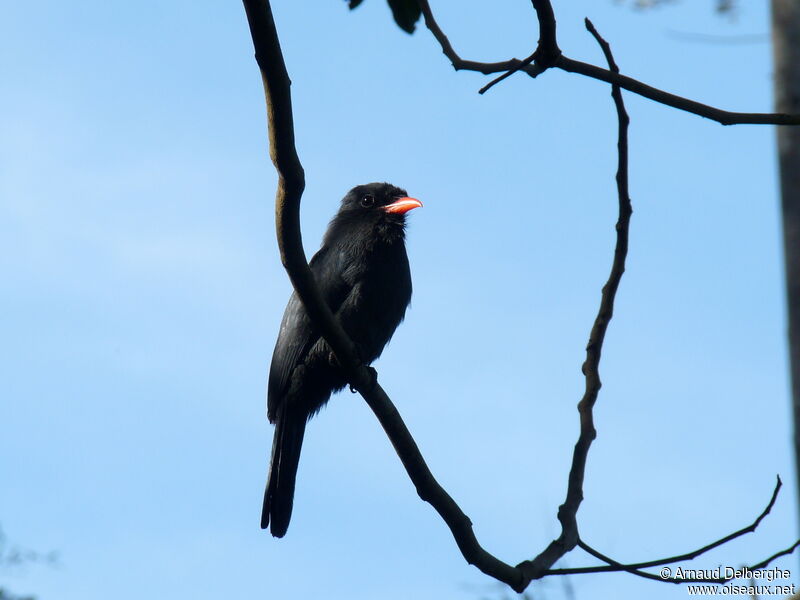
0,2,794,599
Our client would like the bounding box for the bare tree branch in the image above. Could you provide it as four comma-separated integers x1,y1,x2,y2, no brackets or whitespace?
531,0,561,65
242,0,369,387
578,535,800,585
749,540,800,569
553,55,797,125
417,1,547,77
475,50,538,93
243,0,523,591
244,0,799,593
578,541,681,582
417,0,800,125
357,381,524,589
515,16,632,582
546,476,787,576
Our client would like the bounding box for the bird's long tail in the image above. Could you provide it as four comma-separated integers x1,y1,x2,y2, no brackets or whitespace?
261,407,307,537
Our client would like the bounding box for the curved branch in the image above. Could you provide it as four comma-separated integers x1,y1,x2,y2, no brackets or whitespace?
359,382,524,590
554,56,800,126
242,0,367,384
517,17,633,582
418,1,546,78
243,0,524,591
417,0,800,125
569,476,800,584
546,476,785,576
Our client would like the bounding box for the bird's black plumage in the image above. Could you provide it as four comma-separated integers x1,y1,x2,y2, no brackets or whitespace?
262,182,421,537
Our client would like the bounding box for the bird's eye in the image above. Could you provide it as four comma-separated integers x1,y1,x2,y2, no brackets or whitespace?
360,194,375,208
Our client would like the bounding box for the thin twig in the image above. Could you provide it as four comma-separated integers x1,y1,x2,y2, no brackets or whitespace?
749,540,800,569
578,541,680,583
578,537,800,584
578,538,800,584
544,476,784,576
518,17,632,582
478,50,538,95
417,0,546,77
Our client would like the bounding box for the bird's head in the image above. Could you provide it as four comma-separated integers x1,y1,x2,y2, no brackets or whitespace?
327,183,422,243
340,182,422,218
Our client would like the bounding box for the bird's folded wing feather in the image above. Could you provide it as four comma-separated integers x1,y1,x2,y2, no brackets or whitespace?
267,246,354,419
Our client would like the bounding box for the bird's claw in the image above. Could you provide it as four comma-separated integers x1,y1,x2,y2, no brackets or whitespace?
349,366,377,394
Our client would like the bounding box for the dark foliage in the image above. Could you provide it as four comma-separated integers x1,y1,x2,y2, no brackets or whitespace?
347,0,422,33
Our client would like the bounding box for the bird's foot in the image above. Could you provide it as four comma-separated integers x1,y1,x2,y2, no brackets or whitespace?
349,366,377,394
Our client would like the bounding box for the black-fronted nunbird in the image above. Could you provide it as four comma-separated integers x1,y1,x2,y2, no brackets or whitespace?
262,182,422,537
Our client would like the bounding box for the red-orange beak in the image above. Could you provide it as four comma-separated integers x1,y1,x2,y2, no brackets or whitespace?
383,197,423,215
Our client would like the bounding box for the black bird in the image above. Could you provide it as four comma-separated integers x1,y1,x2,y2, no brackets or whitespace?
262,182,422,537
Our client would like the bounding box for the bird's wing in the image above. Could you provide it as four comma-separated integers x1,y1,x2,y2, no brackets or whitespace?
267,246,352,420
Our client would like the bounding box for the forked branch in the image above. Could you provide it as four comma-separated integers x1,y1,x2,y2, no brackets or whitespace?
418,0,800,125
242,0,798,593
